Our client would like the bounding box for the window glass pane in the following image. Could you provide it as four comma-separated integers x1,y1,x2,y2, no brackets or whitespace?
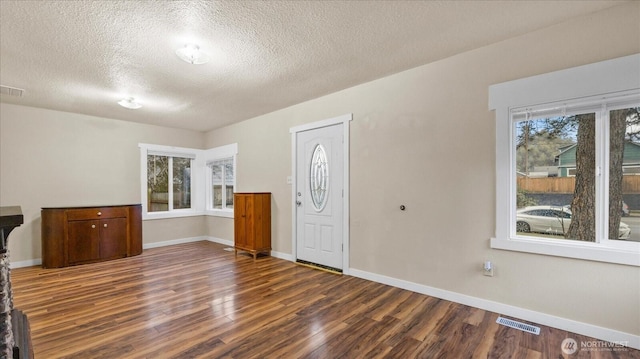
609,106,640,241
147,155,169,212
225,160,234,209
226,186,234,209
310,144,329,211
212,185,222,209
515,113,595,241
210,158,234,210
225,161,234,183
173,157,191,209
211,162,223,209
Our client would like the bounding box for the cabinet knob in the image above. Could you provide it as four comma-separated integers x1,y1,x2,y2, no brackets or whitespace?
91,225,96,229
104,223,108,228
97,211,102,216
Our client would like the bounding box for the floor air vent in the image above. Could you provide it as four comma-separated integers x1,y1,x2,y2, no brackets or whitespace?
496,316,540,335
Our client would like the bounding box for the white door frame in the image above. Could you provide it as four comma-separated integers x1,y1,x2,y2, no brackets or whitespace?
290,113,352,274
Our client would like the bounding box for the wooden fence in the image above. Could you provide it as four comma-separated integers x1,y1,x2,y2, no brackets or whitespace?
518,176,640,193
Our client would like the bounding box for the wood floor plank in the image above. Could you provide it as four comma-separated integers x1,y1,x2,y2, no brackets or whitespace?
9,241,640,358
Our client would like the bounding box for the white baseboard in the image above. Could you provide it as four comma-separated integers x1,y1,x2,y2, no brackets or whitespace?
11,258,42,268
270,250,294,261
205,236,234,247
143,236,209,249
204,236,293,261
348,268,639,351
12,237,289,267
12,237,210,267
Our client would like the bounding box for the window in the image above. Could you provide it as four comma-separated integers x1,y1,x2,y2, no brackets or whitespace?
489,54,640,266
203,143,237,217
513,100,639,242
140,143,238,219
208,157,235,210
146,155,192,212
140,144,196,218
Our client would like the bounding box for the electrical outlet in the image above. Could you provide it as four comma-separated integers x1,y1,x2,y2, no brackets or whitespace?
483,261,494,277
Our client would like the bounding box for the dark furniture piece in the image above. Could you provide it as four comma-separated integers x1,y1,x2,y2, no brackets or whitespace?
234,193,271,260
0,206,32,359
41,204,142,268
0,207,23,253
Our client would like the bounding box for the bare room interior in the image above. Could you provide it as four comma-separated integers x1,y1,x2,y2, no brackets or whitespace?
1,1,639,358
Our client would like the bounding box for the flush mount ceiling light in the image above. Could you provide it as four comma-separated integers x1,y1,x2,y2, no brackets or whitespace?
175,44,209,65
117,97,142,110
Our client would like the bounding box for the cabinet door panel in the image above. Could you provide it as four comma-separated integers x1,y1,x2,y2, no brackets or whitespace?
244,196,255,247
100,218,127,259
68,220,100,264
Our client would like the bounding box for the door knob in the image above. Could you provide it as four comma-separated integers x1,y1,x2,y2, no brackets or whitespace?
296,201,302,207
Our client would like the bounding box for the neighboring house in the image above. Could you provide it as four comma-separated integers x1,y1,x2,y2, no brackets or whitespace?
555,141,640,177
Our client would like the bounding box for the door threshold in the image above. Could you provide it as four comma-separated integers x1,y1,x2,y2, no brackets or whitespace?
296,259,342,275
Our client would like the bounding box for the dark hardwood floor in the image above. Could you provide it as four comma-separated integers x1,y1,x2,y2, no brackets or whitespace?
10,241,640,358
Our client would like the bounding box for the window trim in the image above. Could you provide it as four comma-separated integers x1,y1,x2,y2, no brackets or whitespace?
489,54,640,266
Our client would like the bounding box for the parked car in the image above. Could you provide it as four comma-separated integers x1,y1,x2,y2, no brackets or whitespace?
516,205,631,239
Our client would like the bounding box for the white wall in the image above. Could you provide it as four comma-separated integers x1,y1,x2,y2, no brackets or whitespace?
204,2,640,341
0,104,207,262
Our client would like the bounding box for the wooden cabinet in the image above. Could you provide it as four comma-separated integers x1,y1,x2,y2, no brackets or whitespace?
41,204,142,268
234,193,271,260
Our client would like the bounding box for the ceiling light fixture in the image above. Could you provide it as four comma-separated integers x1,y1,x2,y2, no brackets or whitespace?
118,97,142,110
175,44,209,65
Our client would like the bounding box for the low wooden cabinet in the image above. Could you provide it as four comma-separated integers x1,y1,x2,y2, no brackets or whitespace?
234,193,271,260
41,204,142,268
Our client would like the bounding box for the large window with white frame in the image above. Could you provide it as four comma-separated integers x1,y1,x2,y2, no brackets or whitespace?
489,54,640,266
513,99,639,242
139,144,198,219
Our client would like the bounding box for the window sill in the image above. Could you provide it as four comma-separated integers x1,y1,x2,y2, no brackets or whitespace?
142,210,202,221
491,237,640,266
205,210,234,219
142,209,234,220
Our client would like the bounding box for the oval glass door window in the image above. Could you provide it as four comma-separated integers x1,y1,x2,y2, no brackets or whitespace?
310,144,329,211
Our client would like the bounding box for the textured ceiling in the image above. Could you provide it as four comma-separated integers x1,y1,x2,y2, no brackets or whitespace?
0,1,627,132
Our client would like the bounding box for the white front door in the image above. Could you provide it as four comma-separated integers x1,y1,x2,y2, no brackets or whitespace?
296,123,343,270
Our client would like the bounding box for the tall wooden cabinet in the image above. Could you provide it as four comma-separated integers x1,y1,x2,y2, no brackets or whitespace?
234,193,271,260
41,204,142,268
